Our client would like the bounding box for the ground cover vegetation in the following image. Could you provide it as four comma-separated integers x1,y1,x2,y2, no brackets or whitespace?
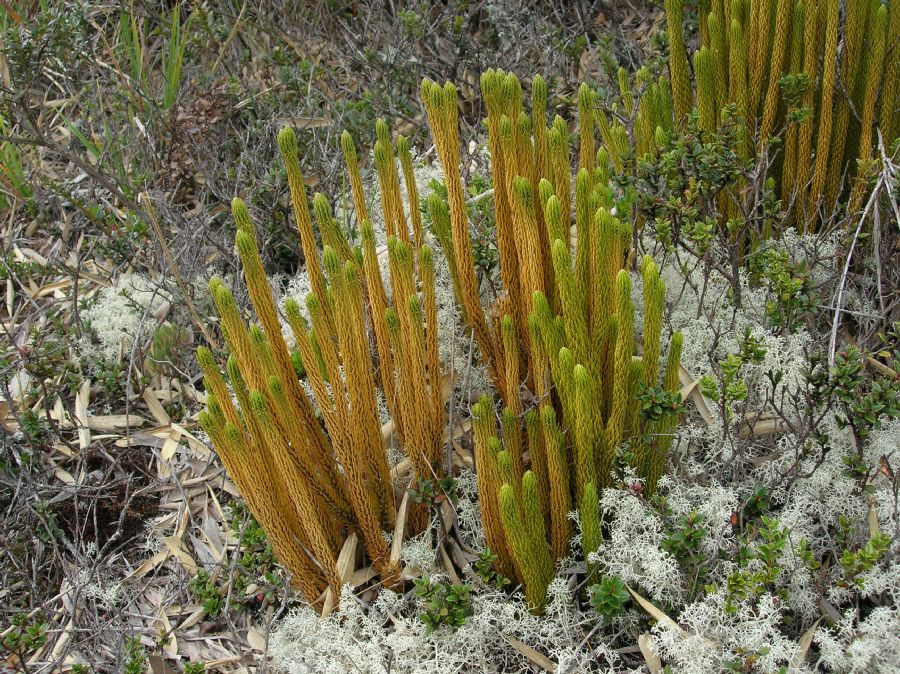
0,1,898,672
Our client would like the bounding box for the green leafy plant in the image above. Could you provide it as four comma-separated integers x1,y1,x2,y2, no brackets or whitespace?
227,502,283,606
414,576,473,633
189,569,224,618
699,329,767,422
740,484,772,524
589,576,631,622
829,348,900,444
839,532,891,591
662,511,706,567
34,499,63,543
473,548,510,589
161,4,192,111
747,245,818,331
18,408,49,447
1,613,48,668
408,475,460,508
123,636,147,674
722,516,787,613
0,113,32,213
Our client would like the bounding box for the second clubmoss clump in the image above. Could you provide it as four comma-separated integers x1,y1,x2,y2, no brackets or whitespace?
422,72,683,610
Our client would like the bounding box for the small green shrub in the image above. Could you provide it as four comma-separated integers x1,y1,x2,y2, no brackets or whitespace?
589,576,631,622
123,636,147,674
189,569,224,618
414,576,473,633
473,548,510,589
1,613,48,662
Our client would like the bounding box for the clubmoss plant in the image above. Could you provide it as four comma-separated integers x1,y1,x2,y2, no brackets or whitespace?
660,0,899,232
198,121,447,608
422,72,683,611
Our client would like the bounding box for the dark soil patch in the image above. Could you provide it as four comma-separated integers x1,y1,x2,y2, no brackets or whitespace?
54,445,159,550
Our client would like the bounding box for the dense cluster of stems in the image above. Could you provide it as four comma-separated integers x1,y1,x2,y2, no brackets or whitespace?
197,123,446,608
664,0,898,230
422,72,683,610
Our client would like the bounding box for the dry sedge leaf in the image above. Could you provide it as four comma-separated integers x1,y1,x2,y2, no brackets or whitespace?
278,115,332,129
438,544,462,585
75,379,91,449
54,466,75,485
204,656,244,668
246,625,266,652
34,278,73,298
115,431,167,449
321,588,337,618
175,504,191,538
53,442,74,458
390,493,409,563
143,389,171,425
380,417,395,444
679,364,714,425
201,517,224,562
84,414,149,432
637,633,662,674
148,654,179,674
162,535,198,574
868,499,881,538
348,567,377,588
501,634,557,672
627,586,685,635
791,618,821,668
161,432,180,462
126,550,168,579
177,606,207,631
739,417,783,438
170,422,210,457
336,532,359,584
156,607,177,658
50,616,74,660
390,457,412,481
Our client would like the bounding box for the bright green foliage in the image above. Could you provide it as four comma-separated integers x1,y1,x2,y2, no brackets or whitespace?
123,636,147,674
722,516,788,613
662,511,707,567
840,532,891,591
474,548,511,589
748,245,818,330
190,569,225,618
699,328,766,422
589,576,631,622
408,475,460,509
415,577,474,632
1,613,48,663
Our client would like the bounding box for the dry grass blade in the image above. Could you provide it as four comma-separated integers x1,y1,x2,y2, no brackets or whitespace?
627,586,685,635
679,364,714,425
277,115,333,128
74,379,91,449
390,492,409,563
790,618,821,668
637,633,662,673
501,634,557,672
